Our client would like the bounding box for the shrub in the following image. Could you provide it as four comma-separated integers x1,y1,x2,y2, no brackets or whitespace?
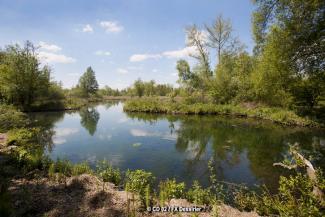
96,160,121,186
187,181,214,205
0,104,28,132
72,161,92,176
159,179,185,204
235,145,325,216
125,169,155,207
54,158,73,176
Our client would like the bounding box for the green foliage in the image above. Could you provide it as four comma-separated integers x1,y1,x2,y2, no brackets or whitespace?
236,174,324,217
125,169,155,207
126,79,174,97
98,85,121,97
77,66,99,97
159,179,186,204
187,181,214,205
252,0,325,108
52,159,73,176
96,160,121,186
124,99,317,127
176,59,193,85
0,41,64,110
72,161,92,176
0,104,27,132
235,145,325,216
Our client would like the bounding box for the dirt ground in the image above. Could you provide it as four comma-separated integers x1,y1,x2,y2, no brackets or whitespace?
7,173,259,217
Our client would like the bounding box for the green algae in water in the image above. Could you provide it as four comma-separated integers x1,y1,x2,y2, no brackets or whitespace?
132,143,142,147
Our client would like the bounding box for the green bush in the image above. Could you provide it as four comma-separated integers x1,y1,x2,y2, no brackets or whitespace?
159,179,186,204
0,104,28,132
235,174,324,216
235,145,325,216
72,161,92,176
7,128,40,147
125,169,155,207
96,160,121,186
187,181,214,205
53,159,73,176
7,128,52,171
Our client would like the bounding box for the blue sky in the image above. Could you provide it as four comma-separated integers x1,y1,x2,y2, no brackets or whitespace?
0,0,254,89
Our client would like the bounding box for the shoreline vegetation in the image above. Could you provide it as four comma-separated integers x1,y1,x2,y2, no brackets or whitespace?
123,98,321,128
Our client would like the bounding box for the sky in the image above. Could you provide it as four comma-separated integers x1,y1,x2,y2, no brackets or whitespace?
0,0,255,89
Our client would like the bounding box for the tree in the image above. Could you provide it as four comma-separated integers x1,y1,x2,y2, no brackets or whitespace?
209,52,254,104
78,67,98,97
206,15,233,64
0,41,51,109
134,78,145,97
186,25,211,77
176,59,192,84
252,0,325,108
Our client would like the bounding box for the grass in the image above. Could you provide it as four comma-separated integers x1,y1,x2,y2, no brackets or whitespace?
123,98,319,127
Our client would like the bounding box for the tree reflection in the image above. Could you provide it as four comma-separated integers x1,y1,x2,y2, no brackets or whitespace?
79,107,100,136
125,112,324,192
28,111,65,152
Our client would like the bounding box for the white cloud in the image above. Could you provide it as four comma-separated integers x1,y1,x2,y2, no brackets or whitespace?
100,21,124,33
53,128,79,145
95,50,111,56
129,54,161,62
82,24,93,33
38,51,76,64
162,46,197,58
117,68,129,74
130,129,177,141
152,69,158,73
129,46,198,62
38,41,61,52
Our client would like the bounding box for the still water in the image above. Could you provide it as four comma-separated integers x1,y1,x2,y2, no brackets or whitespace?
29,101,325,191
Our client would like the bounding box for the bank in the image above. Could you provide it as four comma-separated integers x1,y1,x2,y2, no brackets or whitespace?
123,98,322,128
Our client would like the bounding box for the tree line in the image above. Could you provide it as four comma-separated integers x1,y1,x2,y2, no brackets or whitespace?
176,0,325,111
0,0,324,114
0,42,174,110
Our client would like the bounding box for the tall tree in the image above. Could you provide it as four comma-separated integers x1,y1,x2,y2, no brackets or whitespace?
206,15,232,64
78,67,99,97
186,25,211,77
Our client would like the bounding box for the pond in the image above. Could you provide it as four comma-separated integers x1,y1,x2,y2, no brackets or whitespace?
28,101,325,192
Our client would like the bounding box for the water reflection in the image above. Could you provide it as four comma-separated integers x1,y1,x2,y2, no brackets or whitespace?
79,107,100,136
28,102,325,193
126,112,325,191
